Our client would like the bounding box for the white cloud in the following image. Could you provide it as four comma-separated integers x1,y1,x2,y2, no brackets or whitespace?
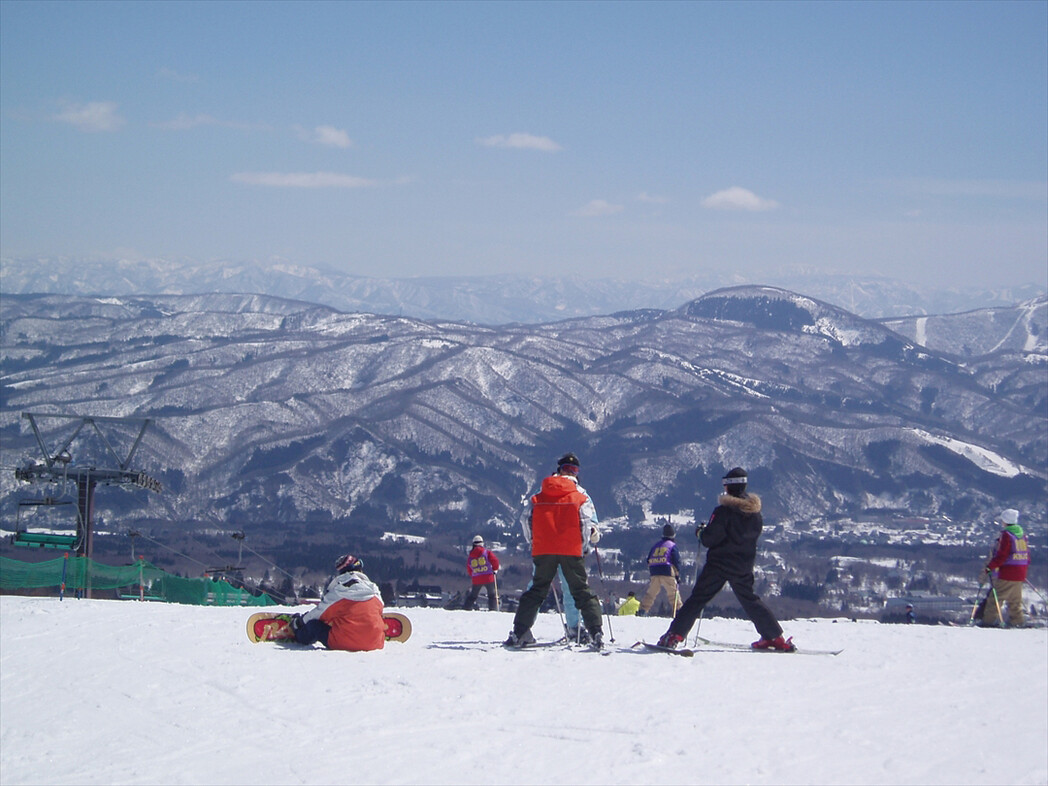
573,199,624,217
477,133,563,152
701,186,779,211
230,171,379,188
297,124,353,148
637,191,669,204
153,113,264,131
154,113,221,130
54,101,125,132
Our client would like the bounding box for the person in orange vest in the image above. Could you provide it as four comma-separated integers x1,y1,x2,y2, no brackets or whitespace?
982,509,1030,628
504,452,604,649
463,535,501,610
289,553,386,651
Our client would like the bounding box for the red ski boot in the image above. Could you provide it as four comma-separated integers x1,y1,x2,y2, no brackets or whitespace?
751,635,796,652
657,631,685,649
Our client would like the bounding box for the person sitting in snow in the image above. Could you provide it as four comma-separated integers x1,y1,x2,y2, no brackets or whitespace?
657,467,795,652
463,535,501,610
289,553,386,651
981,508,1030,628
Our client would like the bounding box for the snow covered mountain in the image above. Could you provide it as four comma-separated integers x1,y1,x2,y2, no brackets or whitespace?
2,255,1043,324
2,286,1044,554
880,296,1048,358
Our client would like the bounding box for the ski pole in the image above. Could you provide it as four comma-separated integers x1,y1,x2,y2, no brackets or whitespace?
592,547,616,643
493,572,500,612
1024,579,1048,607
692,608,705,648
549,572,569,639
968,578,987,626
990,585,1005,628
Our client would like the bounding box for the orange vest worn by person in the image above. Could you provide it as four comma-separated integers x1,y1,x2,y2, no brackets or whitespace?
530,475,589,557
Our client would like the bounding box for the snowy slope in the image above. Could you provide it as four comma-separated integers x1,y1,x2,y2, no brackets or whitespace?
1,595,1046,786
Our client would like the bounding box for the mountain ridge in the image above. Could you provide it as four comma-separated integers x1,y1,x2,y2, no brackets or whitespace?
2,287,1043,552
3,255,1044,324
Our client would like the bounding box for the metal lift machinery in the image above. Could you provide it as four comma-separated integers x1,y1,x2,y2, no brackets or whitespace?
13,412,163,564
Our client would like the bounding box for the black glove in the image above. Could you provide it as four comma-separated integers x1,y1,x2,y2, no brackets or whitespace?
290,613,304,632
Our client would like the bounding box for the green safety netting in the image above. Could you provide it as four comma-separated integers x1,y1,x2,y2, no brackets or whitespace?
0,555,277,606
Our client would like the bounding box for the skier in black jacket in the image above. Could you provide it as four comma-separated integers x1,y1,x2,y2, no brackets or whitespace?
657,467,795,651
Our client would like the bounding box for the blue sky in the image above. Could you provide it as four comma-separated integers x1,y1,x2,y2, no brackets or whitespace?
1,0,1045,287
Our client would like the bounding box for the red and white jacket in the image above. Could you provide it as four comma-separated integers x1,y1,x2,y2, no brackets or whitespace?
525,474,599,558
302,571,385,651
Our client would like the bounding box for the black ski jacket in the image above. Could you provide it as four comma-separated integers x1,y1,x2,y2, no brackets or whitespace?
699,493,763,577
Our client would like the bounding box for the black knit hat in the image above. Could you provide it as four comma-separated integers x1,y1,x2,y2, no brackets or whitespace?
662,523,676,539
722,467,748,496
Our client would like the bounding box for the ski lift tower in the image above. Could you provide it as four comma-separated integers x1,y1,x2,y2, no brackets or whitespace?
13,413,163,593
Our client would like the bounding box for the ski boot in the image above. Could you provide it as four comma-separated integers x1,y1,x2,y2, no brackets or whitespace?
565,626,592,645
657,631,684,649
503,629,536,648
751,635,796,652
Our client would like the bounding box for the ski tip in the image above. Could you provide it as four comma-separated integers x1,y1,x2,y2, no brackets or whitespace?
638,641,695,657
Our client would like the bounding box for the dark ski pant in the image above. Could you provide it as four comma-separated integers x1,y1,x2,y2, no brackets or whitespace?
294,618,331,647
669,563,784,641
513,554,603,637
463,581,498,610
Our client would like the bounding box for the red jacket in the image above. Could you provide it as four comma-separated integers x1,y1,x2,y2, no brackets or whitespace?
467,546,500,585
987,528,1030,582
320,596,386,652
530,475,589,557
306,571,386,652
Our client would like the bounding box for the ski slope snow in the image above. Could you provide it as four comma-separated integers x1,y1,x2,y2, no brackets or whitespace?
1,595,1045,785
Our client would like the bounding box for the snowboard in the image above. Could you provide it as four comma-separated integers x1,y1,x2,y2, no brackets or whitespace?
246,611,412,643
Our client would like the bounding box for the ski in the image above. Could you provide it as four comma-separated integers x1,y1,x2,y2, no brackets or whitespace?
693,636,843,656
632,641,695,657
427,638,611,654
426,638,567,652
505,639,573,650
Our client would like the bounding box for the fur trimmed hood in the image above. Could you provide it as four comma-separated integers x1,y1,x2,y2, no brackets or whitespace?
718,492,761,515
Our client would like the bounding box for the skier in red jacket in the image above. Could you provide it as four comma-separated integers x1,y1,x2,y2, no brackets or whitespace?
982,509,1030,627
463,535,501,610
